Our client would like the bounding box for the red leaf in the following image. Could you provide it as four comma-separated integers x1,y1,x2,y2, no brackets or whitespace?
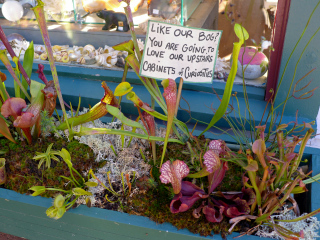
1,98,26,119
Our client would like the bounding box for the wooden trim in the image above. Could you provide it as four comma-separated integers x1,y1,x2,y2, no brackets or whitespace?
265,0,292,101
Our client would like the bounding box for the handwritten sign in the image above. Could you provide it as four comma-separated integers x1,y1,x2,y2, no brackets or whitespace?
140,21,222,83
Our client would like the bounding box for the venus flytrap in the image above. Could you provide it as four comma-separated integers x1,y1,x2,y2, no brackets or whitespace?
30,148,97,219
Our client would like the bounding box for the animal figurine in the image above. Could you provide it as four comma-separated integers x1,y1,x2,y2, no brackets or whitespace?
96,10,129,32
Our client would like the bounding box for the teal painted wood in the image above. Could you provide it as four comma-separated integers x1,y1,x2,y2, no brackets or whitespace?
1,63,311,132
0,61,265,100
311,155,320,236
0,188,267,240
274,0,320,120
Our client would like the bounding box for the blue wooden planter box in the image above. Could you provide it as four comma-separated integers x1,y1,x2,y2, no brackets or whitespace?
0,188,263,240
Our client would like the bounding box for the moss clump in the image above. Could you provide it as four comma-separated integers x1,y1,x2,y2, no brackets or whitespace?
2,136,99,197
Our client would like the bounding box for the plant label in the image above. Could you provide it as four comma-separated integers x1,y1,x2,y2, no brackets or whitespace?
140,20,222,83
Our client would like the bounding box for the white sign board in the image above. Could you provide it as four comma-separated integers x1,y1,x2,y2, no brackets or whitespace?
140,21,222,83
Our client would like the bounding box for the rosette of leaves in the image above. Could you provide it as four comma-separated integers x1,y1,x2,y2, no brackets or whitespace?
33,143,60,169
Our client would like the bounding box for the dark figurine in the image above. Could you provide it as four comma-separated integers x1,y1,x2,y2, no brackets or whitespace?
96,10,129,32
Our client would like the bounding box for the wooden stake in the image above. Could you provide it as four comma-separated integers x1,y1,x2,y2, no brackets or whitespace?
175,77,184,117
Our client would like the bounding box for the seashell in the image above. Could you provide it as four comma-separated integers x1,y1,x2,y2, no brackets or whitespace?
89,50,99,59
55,51,62,56
83,44,95,55
61,55,69,63
103,45,114,54
108,51,118,58
97,47,104,54
121,51,129,58
95,53,111,66
69,53,81,61
110,57,117,66
40,53,48,60
35,45,45,53
34,53,40,59
73,46,83,55
77,57,85,64
52,45,62,52
55,55,62,62
60,51,68,58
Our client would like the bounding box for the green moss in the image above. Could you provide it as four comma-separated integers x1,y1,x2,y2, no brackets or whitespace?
2,136,98,198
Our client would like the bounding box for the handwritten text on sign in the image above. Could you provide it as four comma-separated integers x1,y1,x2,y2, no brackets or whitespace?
140,21,222,83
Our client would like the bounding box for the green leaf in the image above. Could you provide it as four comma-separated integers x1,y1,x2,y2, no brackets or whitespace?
84,181,98,187
59,148,72,167
200,34,246,136
0,116,16,143
46,206,57,218
30,80,45,99
72,188,92,196
234,23,249,44
29,186,46,192
21,41,34,99
31,189,46,196
53,194,65,208
29,186,46,196
71,126,184,144
114,82,133,96
55,206,66,219
0,75,8,102
13,56,21,98
37,159,45,169
112,40,134,55
105,104,147,134
187,167,210,178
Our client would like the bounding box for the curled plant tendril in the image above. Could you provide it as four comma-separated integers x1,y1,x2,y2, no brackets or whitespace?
292,68,318,100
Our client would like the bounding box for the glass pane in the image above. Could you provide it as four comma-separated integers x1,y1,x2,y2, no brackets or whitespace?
181,0,201,23
75,0,182,26
0,0,76,22
41,0,76,22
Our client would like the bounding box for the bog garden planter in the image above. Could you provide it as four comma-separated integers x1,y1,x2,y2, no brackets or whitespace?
1,152,319,240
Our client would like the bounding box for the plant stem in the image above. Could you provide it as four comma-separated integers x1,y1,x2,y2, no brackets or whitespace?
123,5,142,63
32,1,70,131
